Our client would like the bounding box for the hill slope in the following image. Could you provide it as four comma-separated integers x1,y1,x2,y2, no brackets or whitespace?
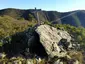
61,10,85,27
0,8,85,27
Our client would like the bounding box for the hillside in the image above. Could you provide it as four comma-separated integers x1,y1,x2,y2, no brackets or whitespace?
61,10,85,27
0,8,85,27
0,8,61,24
0,24,84,64
0,8,84,64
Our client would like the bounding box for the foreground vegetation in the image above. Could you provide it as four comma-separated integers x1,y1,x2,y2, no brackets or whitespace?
0,15,37,38
0,16,84,64
0,56,47,64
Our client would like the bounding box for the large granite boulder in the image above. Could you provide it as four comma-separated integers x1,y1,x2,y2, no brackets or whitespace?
1,24,81,64
35,25,72,57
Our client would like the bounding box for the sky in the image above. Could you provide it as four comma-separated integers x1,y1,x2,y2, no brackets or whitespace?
0,0,85,12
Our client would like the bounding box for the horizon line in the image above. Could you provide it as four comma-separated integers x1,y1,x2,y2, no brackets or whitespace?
0,7,84,12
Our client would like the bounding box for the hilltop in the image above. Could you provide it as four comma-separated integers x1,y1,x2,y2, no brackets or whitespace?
0,8,85,27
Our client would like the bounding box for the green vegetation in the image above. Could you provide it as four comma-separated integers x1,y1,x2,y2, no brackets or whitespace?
0,15,84,64
44,21,51,25
0,56,47,64
0,15,37,39
28,14,36,22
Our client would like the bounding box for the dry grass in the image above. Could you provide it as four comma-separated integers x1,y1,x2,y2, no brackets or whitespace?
68,51,83,64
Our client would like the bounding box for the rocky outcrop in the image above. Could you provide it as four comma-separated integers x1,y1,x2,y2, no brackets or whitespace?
35,25,72,57
26,24,81,64
28,24,82,64
1,24,82,64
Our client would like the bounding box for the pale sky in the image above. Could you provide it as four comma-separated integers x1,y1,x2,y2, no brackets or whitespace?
0,0,85,12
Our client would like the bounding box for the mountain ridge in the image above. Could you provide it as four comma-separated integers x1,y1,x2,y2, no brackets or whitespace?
0,8,85,27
